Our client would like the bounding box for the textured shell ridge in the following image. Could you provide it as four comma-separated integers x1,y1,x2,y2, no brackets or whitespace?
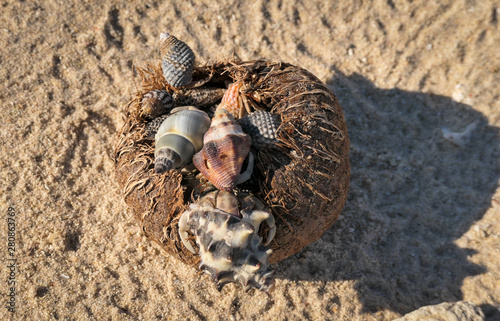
172,87,226,109
238,110,281,150
160,33,195,88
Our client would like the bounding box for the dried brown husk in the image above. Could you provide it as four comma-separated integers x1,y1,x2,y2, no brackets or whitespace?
114,60,350,267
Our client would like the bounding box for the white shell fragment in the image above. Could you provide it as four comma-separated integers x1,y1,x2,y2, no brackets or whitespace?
441,121,479,147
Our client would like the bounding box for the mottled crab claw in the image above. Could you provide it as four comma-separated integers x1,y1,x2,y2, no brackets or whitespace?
241,196,276,245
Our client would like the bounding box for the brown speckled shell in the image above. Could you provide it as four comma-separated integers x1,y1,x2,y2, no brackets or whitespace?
140,89,174,119
192,108,251,191
114,60,350,268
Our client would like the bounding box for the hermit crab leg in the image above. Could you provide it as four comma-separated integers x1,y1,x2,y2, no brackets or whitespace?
238,94,253,118
262,213,276,245
178,209,196,253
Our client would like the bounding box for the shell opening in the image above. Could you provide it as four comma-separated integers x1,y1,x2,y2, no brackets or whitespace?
236,151,254,185
154,148,182,173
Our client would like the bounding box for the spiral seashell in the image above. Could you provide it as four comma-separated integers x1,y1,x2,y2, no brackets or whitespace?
192,108,251,191
140,89,174,119
155,108,211,173
160,33,195,88
238,111,281,150
172,87,226,109
178,190,276,292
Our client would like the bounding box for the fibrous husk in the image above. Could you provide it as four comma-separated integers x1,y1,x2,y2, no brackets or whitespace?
114,60,350,267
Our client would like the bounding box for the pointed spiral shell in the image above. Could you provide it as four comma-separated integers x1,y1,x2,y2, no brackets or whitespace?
192,108,251,191
178,191,276,292
154,108,211,173
160,33,195,88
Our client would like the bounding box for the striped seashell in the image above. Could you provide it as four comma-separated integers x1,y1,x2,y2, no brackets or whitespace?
238,111,281,150
160,33,195,88
192,108,251,191
217,81,247,119
178,190,276,292
172,87,226,109
140,89,174,119
155,108,211,173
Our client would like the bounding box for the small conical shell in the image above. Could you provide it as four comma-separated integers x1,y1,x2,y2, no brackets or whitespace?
238,111,281,149
192,108,251,191
140,89,174,119
155,109,211,173
160,33,195,88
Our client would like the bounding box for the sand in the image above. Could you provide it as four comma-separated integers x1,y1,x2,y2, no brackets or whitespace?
1,0,499,320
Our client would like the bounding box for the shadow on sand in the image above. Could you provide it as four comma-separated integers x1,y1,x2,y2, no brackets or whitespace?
275,68,500,319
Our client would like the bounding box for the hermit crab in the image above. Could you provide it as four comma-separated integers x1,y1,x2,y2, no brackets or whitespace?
114,33,350,292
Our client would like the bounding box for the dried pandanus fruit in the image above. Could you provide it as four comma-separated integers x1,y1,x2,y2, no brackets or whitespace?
114,57,350,291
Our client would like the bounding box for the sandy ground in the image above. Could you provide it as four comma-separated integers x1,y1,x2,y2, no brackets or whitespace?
1,0,499,320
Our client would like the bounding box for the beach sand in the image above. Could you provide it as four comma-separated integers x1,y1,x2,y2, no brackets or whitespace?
1,0,499,320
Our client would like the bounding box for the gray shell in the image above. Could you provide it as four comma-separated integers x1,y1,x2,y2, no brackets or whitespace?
172,87,226,109
145,115,168,140
160,33,195,88
178,191,276,292
140,90,174,119
154,109,211,173
238,111,281,149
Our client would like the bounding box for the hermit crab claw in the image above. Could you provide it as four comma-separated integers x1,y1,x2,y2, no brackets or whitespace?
178,207,196,253
263,212,276,246
241,196,276,245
